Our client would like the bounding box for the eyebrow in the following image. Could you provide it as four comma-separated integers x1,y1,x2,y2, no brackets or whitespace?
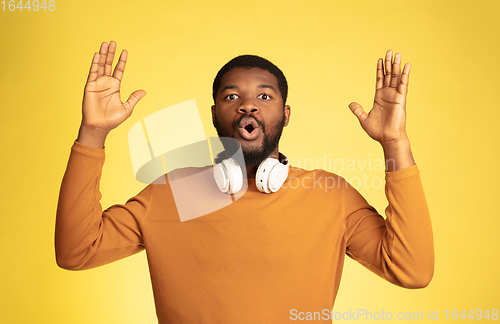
220,84,278,93
257,84,277,93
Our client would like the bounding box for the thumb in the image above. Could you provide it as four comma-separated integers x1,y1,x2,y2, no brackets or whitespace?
348,102,367,124
124,89,147,111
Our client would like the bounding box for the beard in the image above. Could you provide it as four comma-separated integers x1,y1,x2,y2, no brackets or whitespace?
214,112,286,166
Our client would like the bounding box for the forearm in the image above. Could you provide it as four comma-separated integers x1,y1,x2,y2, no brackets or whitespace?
381,136,415,172
76,124,109,149
55,141,148,270
55,142,106,269
345,165,434,289
382,165,434,287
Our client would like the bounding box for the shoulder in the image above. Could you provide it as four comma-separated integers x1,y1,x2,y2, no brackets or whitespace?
284,165,348,192
147,165,213,186
288,165,344,181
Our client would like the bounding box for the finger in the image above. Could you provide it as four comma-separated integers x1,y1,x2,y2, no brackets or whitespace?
97,42,108,77
348,102,368,125
383,50,393,87
124,89,147,113
112,50,127,81
86,53,100,83
398,63,411,95
376,58,383,90
104,41,117,76
390,53,402,88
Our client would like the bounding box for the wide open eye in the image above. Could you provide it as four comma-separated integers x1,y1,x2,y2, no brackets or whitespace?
225,94,239,100
258,93,272,100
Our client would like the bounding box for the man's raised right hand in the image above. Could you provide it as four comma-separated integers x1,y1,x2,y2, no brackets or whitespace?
77,41,146,149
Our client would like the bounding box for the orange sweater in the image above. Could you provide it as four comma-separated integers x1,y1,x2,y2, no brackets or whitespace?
55,141,434,323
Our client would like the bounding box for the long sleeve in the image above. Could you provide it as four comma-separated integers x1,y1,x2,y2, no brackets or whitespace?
344,164,434,288
55,141,151,270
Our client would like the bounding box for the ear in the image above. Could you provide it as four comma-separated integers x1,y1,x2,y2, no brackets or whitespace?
283,105,291,127
211,104,216,128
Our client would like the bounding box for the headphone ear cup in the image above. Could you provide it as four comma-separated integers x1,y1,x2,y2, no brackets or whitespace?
269,162,289,192
256,158,277,193
213,158,243,194
213,163,230,193
256,158,289,193
223,158,243,194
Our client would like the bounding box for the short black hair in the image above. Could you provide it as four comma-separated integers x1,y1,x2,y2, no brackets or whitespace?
212,55,288,105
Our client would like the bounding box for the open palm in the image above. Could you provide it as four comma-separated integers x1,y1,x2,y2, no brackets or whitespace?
82,41,146,135
349,51,410,145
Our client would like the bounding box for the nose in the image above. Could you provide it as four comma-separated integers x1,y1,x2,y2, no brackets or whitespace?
238,98,259,114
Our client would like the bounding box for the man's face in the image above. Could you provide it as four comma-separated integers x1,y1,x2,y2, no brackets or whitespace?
212,68,291,166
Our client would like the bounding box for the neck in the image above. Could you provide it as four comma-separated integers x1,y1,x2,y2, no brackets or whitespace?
245,147,280,179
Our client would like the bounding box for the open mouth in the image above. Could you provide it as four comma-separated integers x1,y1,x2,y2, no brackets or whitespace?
238,117,260,140
244,124,255,133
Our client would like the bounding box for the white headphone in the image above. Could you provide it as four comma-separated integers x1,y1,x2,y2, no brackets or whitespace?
212,155,289,194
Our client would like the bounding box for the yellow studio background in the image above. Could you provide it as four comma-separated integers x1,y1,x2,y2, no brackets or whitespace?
1,0,498,323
